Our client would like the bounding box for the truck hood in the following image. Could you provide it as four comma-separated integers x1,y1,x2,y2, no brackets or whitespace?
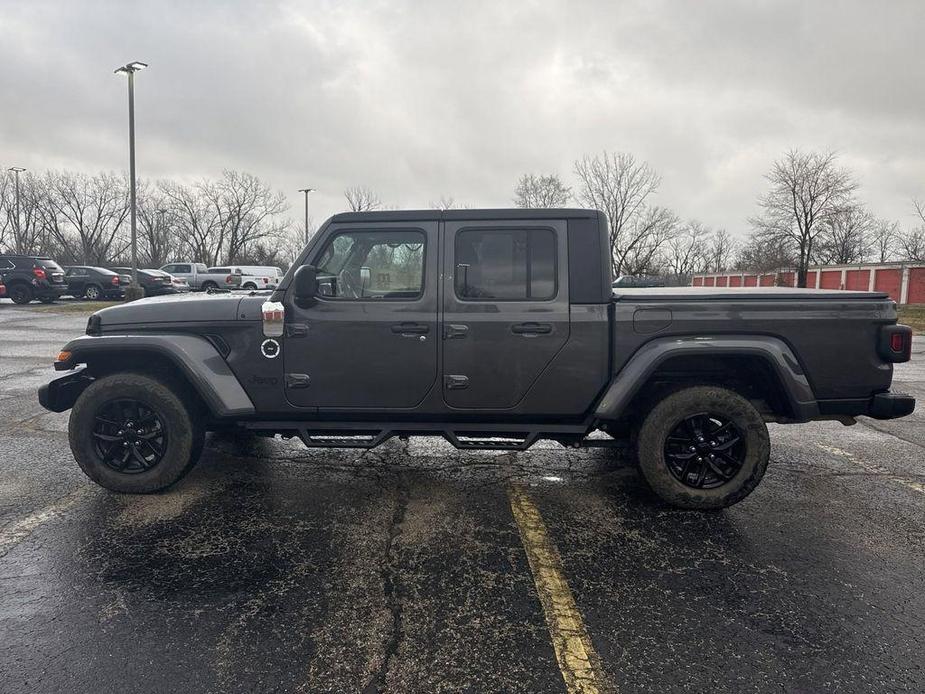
93,292,261,327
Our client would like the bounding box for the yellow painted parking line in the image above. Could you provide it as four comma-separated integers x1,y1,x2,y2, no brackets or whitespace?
817,444,925,495
508,485,610,694
0,486,87,558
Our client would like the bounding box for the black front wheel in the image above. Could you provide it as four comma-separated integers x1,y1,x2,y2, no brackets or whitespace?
84,284,102,300
69,373,205,493
635,386,770,509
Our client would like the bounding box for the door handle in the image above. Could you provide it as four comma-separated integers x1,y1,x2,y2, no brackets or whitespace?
511,322,553,336
391,322,430,336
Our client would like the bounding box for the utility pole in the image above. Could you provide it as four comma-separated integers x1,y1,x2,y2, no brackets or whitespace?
114,61,148,296
7,167,25,247
298,188,315,244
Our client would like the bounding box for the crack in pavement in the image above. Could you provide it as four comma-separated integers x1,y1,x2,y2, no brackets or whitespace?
362,476,409,694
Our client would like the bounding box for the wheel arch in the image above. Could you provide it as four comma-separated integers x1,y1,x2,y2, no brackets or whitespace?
594,335,819,423
53,334,255,418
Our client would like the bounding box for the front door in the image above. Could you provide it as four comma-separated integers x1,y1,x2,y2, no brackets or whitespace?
284,221,439,410
442,219,570,410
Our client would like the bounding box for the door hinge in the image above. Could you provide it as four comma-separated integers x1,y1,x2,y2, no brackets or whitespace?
444,374,469,390
444,324,469,339
285,323,309,338
285,373,311,389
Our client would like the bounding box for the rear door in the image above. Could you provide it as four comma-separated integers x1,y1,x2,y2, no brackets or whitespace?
441,219,570,410
65,267,87,295
283,221,439,409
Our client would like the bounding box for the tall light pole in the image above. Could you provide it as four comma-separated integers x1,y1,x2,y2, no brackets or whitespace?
298,187,314,244
114,61,148,295
7,167,25,247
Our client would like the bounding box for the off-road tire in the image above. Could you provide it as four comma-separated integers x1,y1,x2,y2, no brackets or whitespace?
8,283,33,304
84,284,102,300
69,372,205,493
636,386,770,510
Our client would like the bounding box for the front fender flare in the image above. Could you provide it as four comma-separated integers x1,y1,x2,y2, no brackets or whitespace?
54,334,255,418
594,335,819,422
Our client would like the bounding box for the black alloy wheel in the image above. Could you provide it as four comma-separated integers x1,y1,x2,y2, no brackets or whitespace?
92,399,168,474
85,284,102,300
663,413,746,489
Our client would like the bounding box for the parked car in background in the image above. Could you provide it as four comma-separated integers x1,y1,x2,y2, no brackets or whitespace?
159,262,242,291
168,274,191,293
63,266,130,300
237,265,284,291
207,265,283,291
0,254,69,304
109,267,176,297
612,274,667,288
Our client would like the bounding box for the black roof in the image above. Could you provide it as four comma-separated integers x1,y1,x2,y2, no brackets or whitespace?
330,208,600,223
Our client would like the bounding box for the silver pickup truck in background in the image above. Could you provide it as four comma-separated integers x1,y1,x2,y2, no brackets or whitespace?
160,262,242,291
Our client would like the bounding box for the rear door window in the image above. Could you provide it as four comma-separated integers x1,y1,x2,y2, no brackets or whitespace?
454,228,556,301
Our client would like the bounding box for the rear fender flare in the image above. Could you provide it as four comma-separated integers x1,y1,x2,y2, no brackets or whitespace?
55,334,255,417
594,335,819,422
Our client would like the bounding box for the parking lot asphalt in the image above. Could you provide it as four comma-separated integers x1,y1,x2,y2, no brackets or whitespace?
1,300,923,693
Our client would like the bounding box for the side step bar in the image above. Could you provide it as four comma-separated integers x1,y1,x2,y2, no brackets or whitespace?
243,420,615,452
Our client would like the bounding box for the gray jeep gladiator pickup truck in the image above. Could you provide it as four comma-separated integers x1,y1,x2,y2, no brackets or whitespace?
38,208,915,509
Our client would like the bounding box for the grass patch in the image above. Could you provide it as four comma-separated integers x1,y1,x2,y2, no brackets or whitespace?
898,304,925,334
28,300,122,314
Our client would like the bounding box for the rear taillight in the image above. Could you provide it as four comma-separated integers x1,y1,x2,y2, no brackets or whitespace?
880,325,912,363
111,276,120,285
226,275,234,284
33,267,46,281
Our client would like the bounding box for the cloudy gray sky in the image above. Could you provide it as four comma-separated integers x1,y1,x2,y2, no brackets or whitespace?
1,0,923,236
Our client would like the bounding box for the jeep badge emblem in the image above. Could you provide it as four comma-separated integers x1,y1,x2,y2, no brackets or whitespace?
260,338,280,359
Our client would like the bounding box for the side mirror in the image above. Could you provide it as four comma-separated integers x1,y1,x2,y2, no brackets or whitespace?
293,264,318,300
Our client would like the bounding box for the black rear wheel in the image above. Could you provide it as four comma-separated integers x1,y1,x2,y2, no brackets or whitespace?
8,283,33,304
69,373,204,493
636,386,770,509
84,284,102,300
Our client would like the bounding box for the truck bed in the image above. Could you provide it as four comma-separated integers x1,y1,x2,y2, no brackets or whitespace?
609,285,897,406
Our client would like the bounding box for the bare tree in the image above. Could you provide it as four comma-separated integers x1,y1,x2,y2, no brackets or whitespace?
663,220,709,283
136,182,175,267
429,195,468,210
39,170,131,264
205,170,289,262
620,205,680,275
897,200,925,261
707,229,736,272
735,232,797,273
870,219,899,263
814,203,873,265
160,180,222,265
513,173,571,208
1,170,49,255
574,151,677,275
344,186,382,212
749,150,858,287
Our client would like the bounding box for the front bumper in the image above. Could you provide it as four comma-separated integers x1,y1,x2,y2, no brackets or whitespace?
38,370,92,412
869,392,916,420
